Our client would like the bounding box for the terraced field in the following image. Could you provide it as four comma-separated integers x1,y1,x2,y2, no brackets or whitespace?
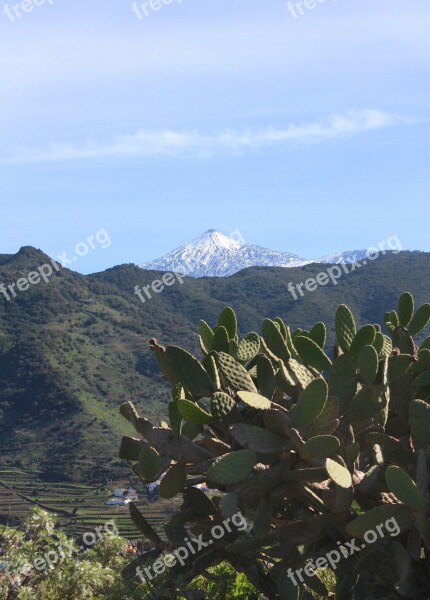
0,468,180,540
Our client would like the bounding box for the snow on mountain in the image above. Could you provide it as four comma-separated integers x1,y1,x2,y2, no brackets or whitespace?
140,229,312,277
231,245,312,272
317,250,369,264
140,231,380,277
140,231,384,277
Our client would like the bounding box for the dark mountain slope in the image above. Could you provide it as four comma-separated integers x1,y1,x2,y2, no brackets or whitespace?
0,248,429,481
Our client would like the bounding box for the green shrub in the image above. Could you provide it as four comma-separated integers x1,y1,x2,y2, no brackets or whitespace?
0,507,139,600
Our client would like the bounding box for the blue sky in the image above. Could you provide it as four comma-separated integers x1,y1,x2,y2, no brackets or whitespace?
0,0,429,273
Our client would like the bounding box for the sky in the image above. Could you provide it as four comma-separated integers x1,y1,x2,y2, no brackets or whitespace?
0,0,429,274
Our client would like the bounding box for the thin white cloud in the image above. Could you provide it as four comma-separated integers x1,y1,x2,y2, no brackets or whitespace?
3,110,411,163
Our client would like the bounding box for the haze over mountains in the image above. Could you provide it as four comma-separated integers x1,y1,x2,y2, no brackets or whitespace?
140,230,386,277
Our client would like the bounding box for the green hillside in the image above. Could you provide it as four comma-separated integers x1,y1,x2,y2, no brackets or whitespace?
1,247,429,484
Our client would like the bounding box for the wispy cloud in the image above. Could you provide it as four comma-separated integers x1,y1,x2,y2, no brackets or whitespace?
3,110,411,164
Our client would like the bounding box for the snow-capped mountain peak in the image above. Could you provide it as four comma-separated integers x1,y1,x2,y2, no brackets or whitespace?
187,229,243,252
140,231,394,278
140,230,244,277
140,230,311,277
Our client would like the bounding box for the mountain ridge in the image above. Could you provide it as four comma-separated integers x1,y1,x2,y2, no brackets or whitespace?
140,230,398,277
1,246,429,482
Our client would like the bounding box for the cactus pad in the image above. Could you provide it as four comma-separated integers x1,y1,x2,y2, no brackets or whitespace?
398,292,414,328
409,399,430,444
119,436,146,461
129,503,164,547
257,354,276,399
273,317,288,340
336,304,356,353
138,446,161,482
288,358,315,390
302,435,340,459
217,352,257,392
409,303,430,336
366,432,414,464
165,346,214,398
346,505,414,538
293,378,328,428
328,354,357,409
217,306,237,339
303,395,340,437
212,325,230,353
413,370,430,388
237,332,260,363
229,423,291,454
219,492,239,519
308,321,327,349
199,319,214,354
168,400,182,437
237,391,272,410
207,449,256,485
211,391,237,422
350,325,376,360
295,335,332,372
385,466,427,511
262,318,291,364
347,386,387,422
177,399,212,425
159,462,187,499
358,345,379,384
326,458,352,488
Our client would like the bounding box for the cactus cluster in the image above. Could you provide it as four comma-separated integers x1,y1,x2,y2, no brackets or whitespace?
120,295,430,599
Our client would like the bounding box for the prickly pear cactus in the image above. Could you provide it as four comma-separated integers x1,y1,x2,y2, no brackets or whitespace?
120,295,430,599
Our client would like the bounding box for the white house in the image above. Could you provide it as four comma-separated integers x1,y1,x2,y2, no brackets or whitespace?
106,498,125,506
